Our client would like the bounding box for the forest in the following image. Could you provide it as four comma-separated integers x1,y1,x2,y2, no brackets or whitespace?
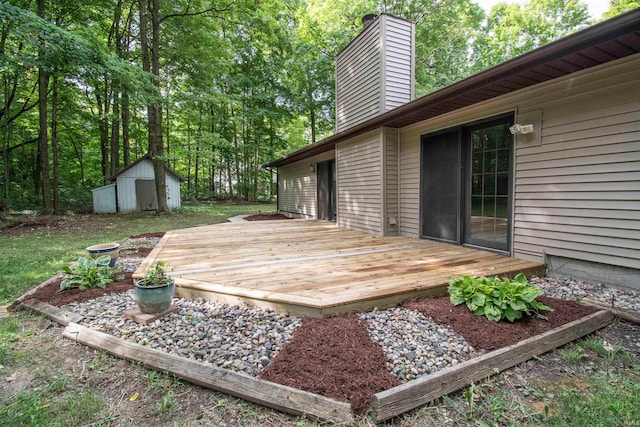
1,0,637,213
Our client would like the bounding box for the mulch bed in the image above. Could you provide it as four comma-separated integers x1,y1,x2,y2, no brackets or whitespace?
22,242,164,307
404,296,598,351
244,213,291,221
259,314,400,415
27,272,135,307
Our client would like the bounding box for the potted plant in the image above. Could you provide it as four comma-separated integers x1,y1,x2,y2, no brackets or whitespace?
134,261,175,314
86,242,120,267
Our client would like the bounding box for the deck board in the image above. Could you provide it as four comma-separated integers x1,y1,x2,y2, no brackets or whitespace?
134,220,545,317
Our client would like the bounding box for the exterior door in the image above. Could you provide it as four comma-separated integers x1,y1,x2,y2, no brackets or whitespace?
420,114,513,253
464,119,512,252
420,129,461,243
136,179,158,211
317,160,336,221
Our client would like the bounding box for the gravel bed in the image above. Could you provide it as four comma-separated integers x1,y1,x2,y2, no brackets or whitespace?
531,276,640,314
65,293,301,376
359,307,476,381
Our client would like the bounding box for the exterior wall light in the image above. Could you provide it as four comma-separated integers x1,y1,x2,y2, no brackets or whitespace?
509,124,534,135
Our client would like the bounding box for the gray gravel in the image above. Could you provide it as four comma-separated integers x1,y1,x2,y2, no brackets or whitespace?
66,293,301,376
531,276,640,314
64,292,477,381
359,307,476,381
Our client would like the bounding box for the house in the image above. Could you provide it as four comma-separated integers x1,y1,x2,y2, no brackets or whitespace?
265,10,640,290
92,155,185,213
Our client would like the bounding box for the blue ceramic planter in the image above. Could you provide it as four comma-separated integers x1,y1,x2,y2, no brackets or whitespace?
134,279,175,314
86,243,120,267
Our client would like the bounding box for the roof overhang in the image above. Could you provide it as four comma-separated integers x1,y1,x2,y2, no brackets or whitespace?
264,8,640,168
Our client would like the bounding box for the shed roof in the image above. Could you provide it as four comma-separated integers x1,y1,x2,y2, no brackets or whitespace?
108,154,186,182
265,8,640,168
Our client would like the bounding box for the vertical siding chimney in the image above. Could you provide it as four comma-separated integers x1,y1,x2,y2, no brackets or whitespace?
335,13,415,133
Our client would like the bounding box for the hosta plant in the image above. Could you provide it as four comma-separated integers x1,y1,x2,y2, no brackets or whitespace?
60,255,124,291
448,273,553,322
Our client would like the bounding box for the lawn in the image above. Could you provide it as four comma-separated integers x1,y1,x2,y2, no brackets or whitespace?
0,202,275,305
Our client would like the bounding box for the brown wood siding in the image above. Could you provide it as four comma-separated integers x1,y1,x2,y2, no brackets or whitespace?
336,130,383,234
278,151,335,218
384,128,400,235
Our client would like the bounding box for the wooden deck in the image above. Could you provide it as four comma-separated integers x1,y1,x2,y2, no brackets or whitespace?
134,220,545,317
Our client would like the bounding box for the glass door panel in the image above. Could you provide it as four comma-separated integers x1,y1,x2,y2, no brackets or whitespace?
465,120,512,252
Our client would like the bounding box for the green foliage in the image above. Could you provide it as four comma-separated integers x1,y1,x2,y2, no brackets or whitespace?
137,261,172,287
60,255,123,291
448,273,553,322
472,0,590,71
604,0,640,19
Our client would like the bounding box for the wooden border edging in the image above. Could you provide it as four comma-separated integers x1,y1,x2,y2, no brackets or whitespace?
63,322,354,425
371,310,613,423
21,299,83,326
581,299,640,324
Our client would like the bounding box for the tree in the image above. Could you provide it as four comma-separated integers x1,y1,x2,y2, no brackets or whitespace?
604,0,640,19
472,0,590,71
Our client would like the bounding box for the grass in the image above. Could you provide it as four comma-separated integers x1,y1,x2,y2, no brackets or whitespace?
544,369,640,426
0,202,275,305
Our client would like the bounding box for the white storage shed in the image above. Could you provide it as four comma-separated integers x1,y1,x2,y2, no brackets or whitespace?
92,155,185,213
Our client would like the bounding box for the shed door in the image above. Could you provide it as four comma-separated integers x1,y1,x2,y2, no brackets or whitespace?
136,179,158,211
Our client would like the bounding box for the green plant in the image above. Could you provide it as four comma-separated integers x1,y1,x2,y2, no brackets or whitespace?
448,273,553,322
60,255,124,291
137,261,172,287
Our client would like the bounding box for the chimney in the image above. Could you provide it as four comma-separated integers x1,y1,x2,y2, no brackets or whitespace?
362,14,377,28
335,14,415,133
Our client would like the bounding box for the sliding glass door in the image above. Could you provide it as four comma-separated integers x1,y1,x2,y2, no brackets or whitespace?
420,114,513,253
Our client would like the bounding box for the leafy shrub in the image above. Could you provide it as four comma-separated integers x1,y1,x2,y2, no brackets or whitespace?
60,255,123,291
448,273,553,322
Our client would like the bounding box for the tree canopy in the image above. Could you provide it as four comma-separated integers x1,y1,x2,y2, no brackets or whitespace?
0,0,631,212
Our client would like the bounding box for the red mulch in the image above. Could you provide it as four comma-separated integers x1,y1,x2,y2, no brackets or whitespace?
259,314,400,415
27,272,135,307
128,231,166,239
244,213,291,221
404,296,598,351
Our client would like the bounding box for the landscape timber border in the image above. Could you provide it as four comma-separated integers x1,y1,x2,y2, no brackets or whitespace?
17,295,613,424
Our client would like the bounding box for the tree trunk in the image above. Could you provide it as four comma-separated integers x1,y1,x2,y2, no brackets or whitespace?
95,85,111,184
140,0,167,212
122,88,131,166
2,73,10,210
51,75,60,213
110,88,120,176
37,0,51,214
